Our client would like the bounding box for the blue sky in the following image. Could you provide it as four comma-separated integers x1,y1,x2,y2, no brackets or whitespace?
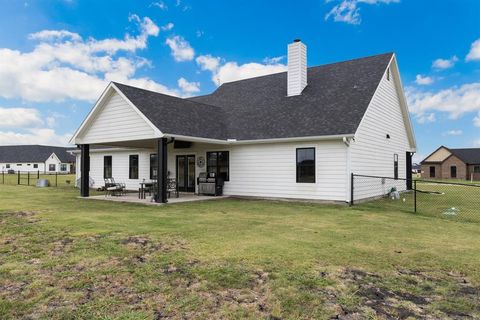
0,0,479,162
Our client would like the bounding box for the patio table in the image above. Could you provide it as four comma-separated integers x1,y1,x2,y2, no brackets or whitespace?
139,181,155,199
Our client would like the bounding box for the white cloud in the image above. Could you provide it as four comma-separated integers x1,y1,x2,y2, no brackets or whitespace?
474,139,480,147
165,35,194,61
196,54,221,71
443,129,463,136
263,56,285,64
415,112,436,124
325,0,399,25
466,38,480,62
212,62,287,85
151,1,167,10
0,128,72,146
473,111,480,127
0,107,43,128
178,77,200,95
161,22,174,31
407,83,480,119
0,15,179,102
415,74,434,85
432,56,458,69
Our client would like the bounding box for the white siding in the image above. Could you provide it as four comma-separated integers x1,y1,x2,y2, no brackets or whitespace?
1,162,44,172
350,68,411,201
78,91,157,144
76,140,348,202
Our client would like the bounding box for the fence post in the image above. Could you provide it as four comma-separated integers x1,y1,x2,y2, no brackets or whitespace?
28,172,30,186
350,173,354,206
2,171,4,184
414,180,417,213
17,171,20,185
37,170,40,179
56,172,58,187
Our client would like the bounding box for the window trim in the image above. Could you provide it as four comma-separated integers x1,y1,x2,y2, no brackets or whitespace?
129,154,139,179
60,163,67,172
429,166,436,178
296,147,316,184
49,164,56,172
473,165,480,174
150,153,157,180
6,164,10,169
103,156,112,179
450,165,457,178
206,151,230,181
33,164,38,169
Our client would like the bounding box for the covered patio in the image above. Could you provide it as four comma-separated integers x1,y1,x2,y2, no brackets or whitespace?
86,192,230,205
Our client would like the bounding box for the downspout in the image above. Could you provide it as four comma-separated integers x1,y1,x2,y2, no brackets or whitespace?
343,137,352,203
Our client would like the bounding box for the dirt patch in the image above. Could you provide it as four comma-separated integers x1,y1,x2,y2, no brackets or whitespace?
329,267,480,319
51,238,74,256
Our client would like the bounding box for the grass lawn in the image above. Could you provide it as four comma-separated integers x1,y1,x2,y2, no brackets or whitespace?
0,184,479,319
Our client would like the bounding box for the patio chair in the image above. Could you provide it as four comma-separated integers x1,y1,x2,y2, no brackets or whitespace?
167,178,179,198
104,178,126,197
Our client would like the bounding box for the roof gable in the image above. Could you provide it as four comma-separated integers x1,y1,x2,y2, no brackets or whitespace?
422,146,453,163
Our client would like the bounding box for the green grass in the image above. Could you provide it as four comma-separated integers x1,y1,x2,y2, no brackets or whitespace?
0,184,479,319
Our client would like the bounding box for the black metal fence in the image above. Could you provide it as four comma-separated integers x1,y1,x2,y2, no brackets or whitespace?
351,174,480,223
1,170,75,188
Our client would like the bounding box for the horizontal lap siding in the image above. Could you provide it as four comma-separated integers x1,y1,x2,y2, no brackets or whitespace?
80,92,156,144
351,70,410,201
226,141,347,201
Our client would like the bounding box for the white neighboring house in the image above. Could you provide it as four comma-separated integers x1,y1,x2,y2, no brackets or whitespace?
70,40,416,203
0,145,75,173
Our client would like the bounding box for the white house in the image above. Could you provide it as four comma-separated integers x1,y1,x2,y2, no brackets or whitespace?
70,40,416,203
0,145,75,173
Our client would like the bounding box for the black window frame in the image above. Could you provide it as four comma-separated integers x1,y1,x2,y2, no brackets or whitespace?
207,151,229,181
103,156,112,179
393,154,399,179
474,166,480,174
450,165,457,178
49,164,55,171
6,164,10,168
150,153,157,180
33,164,38,169
129,155,139,179
60,164,67,172
296,147,316,183
430,166,436,178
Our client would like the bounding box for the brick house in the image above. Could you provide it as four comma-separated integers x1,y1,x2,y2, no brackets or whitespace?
420,146,480,181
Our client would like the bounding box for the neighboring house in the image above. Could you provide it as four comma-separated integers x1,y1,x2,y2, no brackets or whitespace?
0,145,75,173
420,146,480,181
70,40,416,203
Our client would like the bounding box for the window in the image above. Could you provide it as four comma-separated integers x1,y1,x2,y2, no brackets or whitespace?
33,164,38,169
207,151,229,181
150,154,157,179
474,166,480,174
17,164,22,166
296,148,316,183
394,154,399,179
60,164,67,171
6,164,10,168
49,164,56,171
430,166,436,178
450,166,457,178
129,155,139,179
27,164,31,166
103,156,112,178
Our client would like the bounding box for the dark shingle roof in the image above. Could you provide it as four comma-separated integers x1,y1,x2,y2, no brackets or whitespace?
450,148,480,164
114,52,393,141
113,83,228,140
0,145,75,163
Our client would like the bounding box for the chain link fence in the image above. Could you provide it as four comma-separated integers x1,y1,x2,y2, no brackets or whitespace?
1,170,76,188
351,174,480,223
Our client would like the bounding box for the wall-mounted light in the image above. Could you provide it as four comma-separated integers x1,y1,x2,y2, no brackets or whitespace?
386,134,391,139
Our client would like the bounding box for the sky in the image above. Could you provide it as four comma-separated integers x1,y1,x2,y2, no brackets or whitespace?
0,0,479,162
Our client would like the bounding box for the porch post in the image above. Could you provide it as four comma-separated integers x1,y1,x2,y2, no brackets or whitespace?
80,144,90,197
406,151,413,190
155,138,168,203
